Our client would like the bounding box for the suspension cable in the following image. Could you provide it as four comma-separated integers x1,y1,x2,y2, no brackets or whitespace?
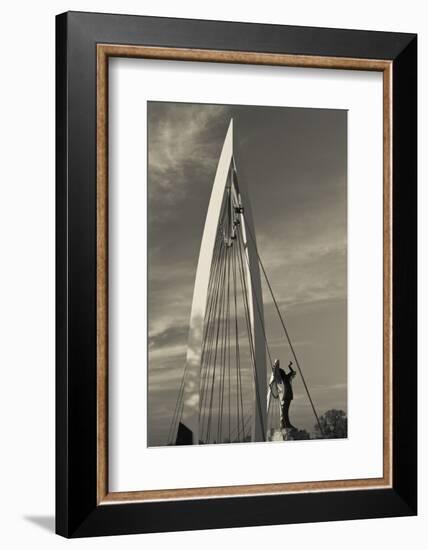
235,225,266,440
236,227,274,366
232,238,245,441
242,212,324,437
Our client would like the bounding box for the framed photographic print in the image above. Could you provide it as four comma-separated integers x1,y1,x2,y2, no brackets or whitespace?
56,11,417,537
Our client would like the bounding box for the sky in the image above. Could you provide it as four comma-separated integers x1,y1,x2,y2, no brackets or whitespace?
147,101,347,446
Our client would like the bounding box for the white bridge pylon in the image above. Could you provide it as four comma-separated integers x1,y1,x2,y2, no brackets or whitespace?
178,118,267,444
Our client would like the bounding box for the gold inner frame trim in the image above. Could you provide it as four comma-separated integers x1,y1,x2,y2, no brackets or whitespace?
96,44,393,504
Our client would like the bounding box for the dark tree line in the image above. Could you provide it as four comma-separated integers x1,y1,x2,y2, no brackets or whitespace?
287,409,348,440
314,409,347,439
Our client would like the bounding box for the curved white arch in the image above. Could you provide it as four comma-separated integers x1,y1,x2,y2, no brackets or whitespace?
177,119,267,444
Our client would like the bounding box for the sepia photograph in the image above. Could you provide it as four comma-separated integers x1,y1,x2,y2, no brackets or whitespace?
147,101,348,446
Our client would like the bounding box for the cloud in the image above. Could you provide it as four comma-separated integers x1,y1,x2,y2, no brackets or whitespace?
149,323,189,351
148,102,231,204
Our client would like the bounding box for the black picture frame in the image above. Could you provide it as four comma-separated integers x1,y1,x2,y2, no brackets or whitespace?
56,11,417,538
